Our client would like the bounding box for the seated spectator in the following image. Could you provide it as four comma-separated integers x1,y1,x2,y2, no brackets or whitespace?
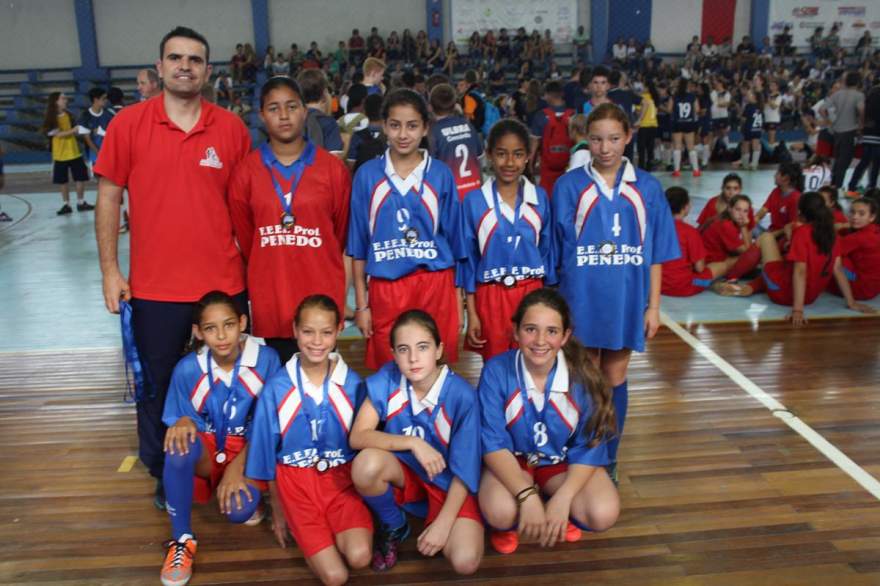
541,29,554,64
231,43,245,83
573,25,590,64
242,43,258,82
263,45,275,71
305,41,323,64
367,26,384,53
213,70,234,103
612,37,627,65
444,41,459,76
271,52,289,76
368,37,385,60
774,25,794,56
425,39,443,71
497,28,511,62
349,28,366,64
482,29,497,62
468,31,482,66
387,30,401,62
288,43,303,75
401,29,417,64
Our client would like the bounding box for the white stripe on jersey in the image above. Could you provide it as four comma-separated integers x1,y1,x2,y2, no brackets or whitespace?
238,367,264,397
803,165,831,192
549,392,579,433
575,184,600,238
387,387,408,420
328,383,355,433
190,374,211,412
477,207,499,255
619,183,647,244
433,405,452,446
521,204,542,245
277,386,303,435
421,180,440,234
368,180,392,236
504,391,525,427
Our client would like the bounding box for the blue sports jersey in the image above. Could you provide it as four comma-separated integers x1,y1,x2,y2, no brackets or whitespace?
347,151,465,280
428,115,483,197
552,159,680,351
479,350,608,467
742,104,764,133
672,93,698,124
460,177,556,293
162,336,281,439
245,353,364,480
365,362,481,494
77,107,115,164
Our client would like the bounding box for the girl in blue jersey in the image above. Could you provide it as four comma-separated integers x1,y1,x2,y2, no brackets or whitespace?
551,103,679,483
739,89,764,171
671,79,701,177
347,89,465,370
246,295,372,586
350,310,483,574
462,118,555,360
478,288,619,555
160,291,281,586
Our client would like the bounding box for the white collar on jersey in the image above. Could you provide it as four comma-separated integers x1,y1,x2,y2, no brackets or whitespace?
384,148,429,195
517,349,570,412
285,352,350,405
196,335,264,385
405,364,449,415
587,157,638,201
480,177,539,223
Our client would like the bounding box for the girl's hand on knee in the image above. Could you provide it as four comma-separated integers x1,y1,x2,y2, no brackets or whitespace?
164,417,197,455
517,493,546,542
541,493,572,547
217,464,251,515
417,516,454,556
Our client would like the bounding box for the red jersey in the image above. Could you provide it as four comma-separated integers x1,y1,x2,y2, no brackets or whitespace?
840,224,880,294
786,224,840,305
94,95,250,301
761,188,801,231
832,207,848,231
662,219,706,294
702,219,745,263
697,195,756,231
228,142,351,339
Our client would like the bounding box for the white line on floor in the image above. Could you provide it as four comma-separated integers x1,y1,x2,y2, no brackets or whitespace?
660,311,880,500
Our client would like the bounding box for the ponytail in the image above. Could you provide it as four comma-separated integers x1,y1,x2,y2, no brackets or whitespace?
799,191,835,256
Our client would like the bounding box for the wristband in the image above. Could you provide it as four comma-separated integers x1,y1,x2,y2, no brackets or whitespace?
355,306,369,312
515,485,539,506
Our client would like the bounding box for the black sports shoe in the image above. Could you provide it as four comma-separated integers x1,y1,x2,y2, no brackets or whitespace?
57,204,73,216
0,211,12,222
76,201,95,212
154,479,167,511
371,522,410,571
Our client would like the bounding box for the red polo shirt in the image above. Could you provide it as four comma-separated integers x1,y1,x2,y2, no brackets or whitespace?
228,142,351,339
762,188,801,231
95,95,250,302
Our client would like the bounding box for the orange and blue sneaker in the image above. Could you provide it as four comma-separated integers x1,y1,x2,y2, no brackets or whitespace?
490,530,519,554
161,534,197,586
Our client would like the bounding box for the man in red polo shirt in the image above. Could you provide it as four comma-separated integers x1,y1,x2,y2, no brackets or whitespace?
94,27,251,510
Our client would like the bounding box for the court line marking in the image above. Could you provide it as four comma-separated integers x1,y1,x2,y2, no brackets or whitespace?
660,311,880,501
117,455,138,473
0,193,34,233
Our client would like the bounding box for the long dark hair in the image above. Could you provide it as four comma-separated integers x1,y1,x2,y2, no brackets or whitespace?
511,289,616,447
852,197,879,225
41,92,67,134
799,191,835,256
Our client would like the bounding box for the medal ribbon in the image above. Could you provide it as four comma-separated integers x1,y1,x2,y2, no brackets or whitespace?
120,300,151,402
514,351,560,461
383,152,433,241
260,142,309,224
490,179,525,283
206,350,242,457
295,357,332,466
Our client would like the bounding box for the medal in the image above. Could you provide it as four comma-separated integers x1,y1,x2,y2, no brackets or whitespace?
526,453,540,467
598,241,617,256
404,227,419,244
316,459,330,473
502,274,517,288
281,212,296,229
215,451,227,464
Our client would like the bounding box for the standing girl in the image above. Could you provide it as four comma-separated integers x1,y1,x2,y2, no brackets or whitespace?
462,119,555,360
718,192,875,324
228,77,351,364
829,197,880,300
350,310,483,574
739,89,764,171
670,79,701,177
552,103,679,477
41,92,93,215
763,80,783,147
478,289,619,554
160,291,281,586
246,295,373,586
347,89,465,370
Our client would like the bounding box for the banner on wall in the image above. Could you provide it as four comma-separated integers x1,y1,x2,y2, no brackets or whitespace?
769,0,880,47
450,0,576,44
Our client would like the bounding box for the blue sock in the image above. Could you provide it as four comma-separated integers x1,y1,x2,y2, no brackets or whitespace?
163,437,203,541
568,516,594,532
226,484,262,524
362,485,405,529
607,380,628,463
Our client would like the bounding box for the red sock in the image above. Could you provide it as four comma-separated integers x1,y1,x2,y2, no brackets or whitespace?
746,274,766,293
728,245,761,280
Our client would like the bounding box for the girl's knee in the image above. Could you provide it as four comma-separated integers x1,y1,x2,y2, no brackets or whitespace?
316,565,348,586
449,548,482,576
478,498,517,530
343,541,372,570
585,500,620,533
350,449,386,487
164,445,200,471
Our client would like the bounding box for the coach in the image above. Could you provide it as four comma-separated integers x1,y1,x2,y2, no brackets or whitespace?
94,27,252,507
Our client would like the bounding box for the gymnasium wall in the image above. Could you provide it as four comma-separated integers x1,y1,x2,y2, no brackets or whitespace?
0,0,82,69
650,0,752,53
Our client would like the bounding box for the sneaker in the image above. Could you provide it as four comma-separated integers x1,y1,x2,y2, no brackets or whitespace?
76,201,95,212
845,190,861,199
490,530,519,554
56,204,73,216
565,522,582,542
154,479,167,511
119,221,129,234
243,503,266,526
372,522,410,571
671,170,681,177
692,169,702,177
0,212,12,222
161,534,197,586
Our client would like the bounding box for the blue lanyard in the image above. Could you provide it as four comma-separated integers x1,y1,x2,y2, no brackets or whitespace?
206,350,242,454
589,164,625,242
295,359,332,453
515,352,559,455
120,300,150,402
490,179,525,270
260,142,307,219
384,153,432,227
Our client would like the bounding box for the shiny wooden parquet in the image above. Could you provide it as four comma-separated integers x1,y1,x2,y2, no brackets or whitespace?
2,320,880,585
